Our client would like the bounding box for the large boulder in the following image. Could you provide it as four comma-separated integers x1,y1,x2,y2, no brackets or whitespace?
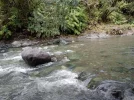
21,47,51,66
94,80,134,100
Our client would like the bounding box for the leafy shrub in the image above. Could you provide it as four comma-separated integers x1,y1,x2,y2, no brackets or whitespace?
62,5,88,35
7,8,22,31
84,0,134,24
0,25,11,39
0,0,30,39
120,1,134,16
84,0,118,23
28,0,86,37
28,1,60,37
0,7,21,39
110,11,127,24
98,0,118,22
128,18,134,25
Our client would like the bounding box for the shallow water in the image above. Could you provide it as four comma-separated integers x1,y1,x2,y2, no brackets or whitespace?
0,35,134,100
62,36,134,82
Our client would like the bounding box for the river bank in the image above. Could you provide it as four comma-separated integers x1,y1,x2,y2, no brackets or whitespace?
1,24,134,49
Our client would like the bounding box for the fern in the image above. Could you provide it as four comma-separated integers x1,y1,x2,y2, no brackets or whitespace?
63,6,88,35
28,1,61,37
0,25,11,39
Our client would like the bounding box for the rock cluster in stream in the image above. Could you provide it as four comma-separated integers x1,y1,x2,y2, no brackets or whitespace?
77,72,134,100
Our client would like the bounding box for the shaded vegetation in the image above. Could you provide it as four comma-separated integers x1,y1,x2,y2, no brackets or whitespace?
0,0,134,39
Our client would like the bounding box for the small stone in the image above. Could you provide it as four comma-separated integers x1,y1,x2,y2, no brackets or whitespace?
61,57,70,62
12,41,22,47
51,57,57,62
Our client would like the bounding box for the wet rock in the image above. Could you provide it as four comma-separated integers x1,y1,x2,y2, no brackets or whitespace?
0,43,10,53
61,57,70,63
51,57,57,62
111,90,123,99
106,88,124,100
86,34,99,39
80,32,109,39
12,40,39,48
108,28,124,35
94,80,134,100
12,41,21,47
107,27,134,36
59,38,69,45
21,47,51,66
48,38,72,45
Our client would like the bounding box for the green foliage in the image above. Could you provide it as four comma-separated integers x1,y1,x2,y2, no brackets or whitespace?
0,6,22,39
28,0,86,37
28,1,60,37
0,0,38,26
0,25,11,39
0,0,134,39
85,0,134,24
0,0,33,39
63,6,88,35
98,0,118,22
84,0,117,23
120,1,134,16
7,8,22,31
110,11,127,24
128,18,134,25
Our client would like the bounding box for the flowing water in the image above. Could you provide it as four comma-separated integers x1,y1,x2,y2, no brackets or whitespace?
0,35,134,100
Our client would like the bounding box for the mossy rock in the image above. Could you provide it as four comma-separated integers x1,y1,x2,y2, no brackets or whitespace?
87,77,103,89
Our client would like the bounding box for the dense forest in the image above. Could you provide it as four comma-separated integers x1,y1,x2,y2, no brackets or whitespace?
0,0,134,39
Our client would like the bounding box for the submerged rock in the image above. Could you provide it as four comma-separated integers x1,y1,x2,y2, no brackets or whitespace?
48,38,73,45
94,80,134,100
0,43,10,53
21,47,51,67
12,40,39,48
77,71,90,81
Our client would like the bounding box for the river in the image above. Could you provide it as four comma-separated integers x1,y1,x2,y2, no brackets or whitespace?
0,35,134,100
